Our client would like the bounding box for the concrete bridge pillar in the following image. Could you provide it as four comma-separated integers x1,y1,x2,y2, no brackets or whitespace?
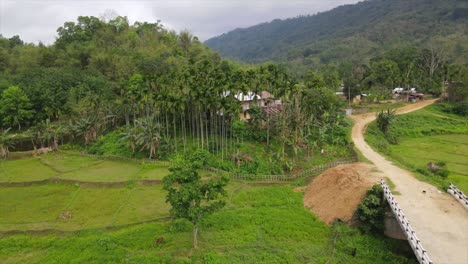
384,203,407,240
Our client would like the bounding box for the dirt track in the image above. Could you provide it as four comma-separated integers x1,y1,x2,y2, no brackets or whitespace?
350,100,468,264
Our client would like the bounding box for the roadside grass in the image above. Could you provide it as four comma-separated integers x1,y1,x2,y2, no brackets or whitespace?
352,101,408,113
366,104,468,192
0,185,415,263
388,135,468,192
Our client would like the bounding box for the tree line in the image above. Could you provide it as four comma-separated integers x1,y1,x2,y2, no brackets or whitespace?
1,15,465,162
0,16,347,162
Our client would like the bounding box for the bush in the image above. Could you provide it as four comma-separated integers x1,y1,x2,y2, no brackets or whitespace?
385,133,399,145
436,168,449,178
435,161,446,167
453,101,468,116
356,185,384,234
416,167,431,176
437,101,468,116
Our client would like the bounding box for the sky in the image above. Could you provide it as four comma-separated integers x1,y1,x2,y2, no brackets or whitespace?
0,0,361,44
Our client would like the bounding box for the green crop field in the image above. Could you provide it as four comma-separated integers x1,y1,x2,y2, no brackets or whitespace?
0,185,414,263
0,152,415,263
366,104,468,192
0,152,172,183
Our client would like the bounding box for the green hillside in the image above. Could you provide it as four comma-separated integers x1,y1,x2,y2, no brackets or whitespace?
205,0,468,74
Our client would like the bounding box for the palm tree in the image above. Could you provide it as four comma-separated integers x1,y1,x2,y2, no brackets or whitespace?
376,109,396,135
42,119,62,151
72,115,99,145
29,123,45,151
179,31,193,56
136,116,163,159
120,125,141,154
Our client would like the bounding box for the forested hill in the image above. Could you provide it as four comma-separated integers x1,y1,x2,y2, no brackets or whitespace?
205,0,468,73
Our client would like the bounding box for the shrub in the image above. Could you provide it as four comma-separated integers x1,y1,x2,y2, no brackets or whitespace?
435,161,446,167
436,168,449,178
356,185,384,234
416,167,431,176
385,133,399,145
453,101,468,116
376,109,396,135
88,130,135,157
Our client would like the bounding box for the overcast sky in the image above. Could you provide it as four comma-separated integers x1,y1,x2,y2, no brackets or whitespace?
0,0,361,44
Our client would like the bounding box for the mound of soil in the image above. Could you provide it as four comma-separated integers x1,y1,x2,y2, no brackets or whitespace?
303,163,380,225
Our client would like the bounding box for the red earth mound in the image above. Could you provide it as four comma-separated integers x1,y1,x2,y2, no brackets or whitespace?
303,163,380,225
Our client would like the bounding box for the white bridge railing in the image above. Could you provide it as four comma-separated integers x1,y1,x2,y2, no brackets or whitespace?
448,183,468,210
381,179,433,264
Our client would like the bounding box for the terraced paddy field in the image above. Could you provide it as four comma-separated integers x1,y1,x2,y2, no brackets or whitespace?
0,151,416,263
0,152,183,183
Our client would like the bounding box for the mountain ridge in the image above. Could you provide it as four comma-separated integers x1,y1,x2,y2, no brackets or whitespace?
205,0,468,74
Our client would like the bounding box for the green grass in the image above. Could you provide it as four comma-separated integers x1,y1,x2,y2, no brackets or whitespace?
352,101,408,113
366,104,468,192
58,161,142,182
0,152,172,183
0,158,57,182
0,184,170,231
388,135,468,192
138,164,171,180
0,185,415,263
0,151,415,263
0,185,76,230
39,152,102,173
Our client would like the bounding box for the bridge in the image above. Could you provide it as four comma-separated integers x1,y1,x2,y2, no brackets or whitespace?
381,180,432,264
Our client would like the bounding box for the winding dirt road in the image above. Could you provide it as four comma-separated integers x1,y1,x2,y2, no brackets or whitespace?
350,100,468,264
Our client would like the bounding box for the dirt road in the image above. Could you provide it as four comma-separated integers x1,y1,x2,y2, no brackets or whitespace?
350,100,468,264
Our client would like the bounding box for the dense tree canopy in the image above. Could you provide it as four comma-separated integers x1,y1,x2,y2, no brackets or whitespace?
0,86,34,130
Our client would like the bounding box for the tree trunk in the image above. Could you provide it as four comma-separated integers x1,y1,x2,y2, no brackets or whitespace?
173,113,177,153
193,225,198,249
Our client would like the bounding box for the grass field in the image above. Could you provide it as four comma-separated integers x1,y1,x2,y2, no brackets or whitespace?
0,184,170,231
0,184,415,263
0,152,172,183
0,153,415,263
0,151,416,263
366,104,468,192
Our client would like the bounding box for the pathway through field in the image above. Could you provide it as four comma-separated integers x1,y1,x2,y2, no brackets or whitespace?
350,100,468,264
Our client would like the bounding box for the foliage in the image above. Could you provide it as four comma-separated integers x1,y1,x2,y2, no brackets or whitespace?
163,152,229,248
436,168,449,178
28,118,63,150
437,101,468,117
356,185,384,234
89,130,136,158
134,116,163,159
0,86,34,130
206,0,467,78
376,109,396,136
